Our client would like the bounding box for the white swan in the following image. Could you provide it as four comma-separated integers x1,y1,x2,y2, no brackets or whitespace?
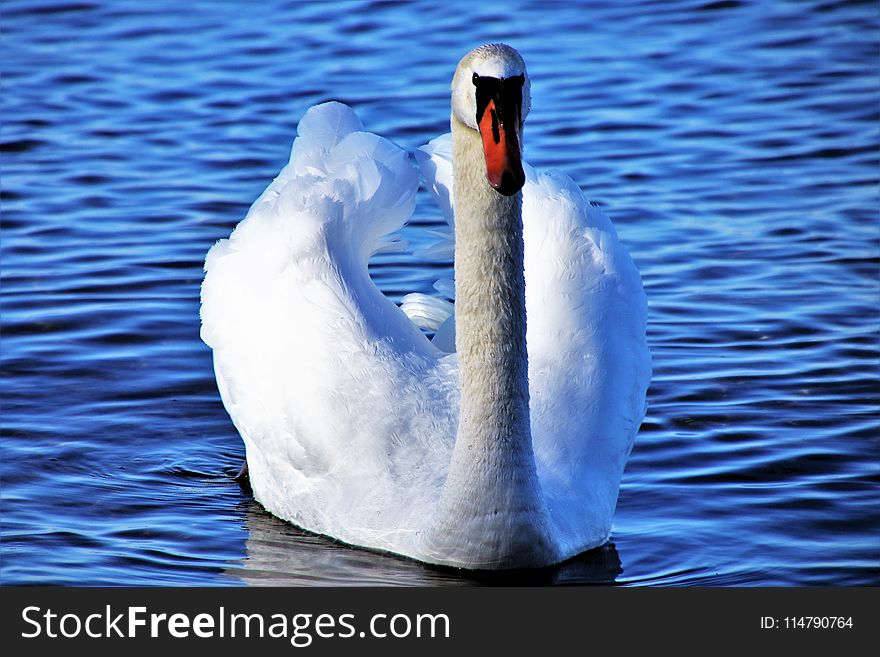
200,44,650,569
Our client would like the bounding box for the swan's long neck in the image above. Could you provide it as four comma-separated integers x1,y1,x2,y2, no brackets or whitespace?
422,115,556,569
451,115,531,459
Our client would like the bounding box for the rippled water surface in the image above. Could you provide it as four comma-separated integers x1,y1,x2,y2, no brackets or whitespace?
2,0,878,586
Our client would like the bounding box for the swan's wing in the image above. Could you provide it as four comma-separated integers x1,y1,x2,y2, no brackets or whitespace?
200,103,457,552
520,166,650,547
416,135,651,546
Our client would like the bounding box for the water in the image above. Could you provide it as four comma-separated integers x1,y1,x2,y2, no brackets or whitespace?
2,0,877,586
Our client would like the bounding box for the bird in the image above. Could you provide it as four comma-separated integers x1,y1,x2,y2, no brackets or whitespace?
200,43,650,570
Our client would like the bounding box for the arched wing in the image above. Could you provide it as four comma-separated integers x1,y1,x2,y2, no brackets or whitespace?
200,103,458,550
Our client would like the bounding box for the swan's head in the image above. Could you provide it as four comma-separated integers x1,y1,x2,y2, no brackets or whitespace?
452,44,531,196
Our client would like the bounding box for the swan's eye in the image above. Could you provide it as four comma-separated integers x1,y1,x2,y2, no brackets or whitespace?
472,72,480,85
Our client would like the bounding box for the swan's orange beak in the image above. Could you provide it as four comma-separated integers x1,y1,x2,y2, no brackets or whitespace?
477,91,525,196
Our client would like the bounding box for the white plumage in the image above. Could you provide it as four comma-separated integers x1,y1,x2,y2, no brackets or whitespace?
201,46,649,569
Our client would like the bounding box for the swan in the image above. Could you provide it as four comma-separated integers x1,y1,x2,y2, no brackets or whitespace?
200,44,650,569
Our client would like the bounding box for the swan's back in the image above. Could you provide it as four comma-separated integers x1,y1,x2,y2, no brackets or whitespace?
201,104,650,566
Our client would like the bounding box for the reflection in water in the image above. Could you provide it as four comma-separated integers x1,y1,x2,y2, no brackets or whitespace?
224,500,623,586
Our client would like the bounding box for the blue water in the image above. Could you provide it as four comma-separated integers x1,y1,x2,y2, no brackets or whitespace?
2,0,877,586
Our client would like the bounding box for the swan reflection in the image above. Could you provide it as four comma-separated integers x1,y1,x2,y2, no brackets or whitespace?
224,500,624,586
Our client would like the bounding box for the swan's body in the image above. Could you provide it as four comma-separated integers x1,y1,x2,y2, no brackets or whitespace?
201,45,650,569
